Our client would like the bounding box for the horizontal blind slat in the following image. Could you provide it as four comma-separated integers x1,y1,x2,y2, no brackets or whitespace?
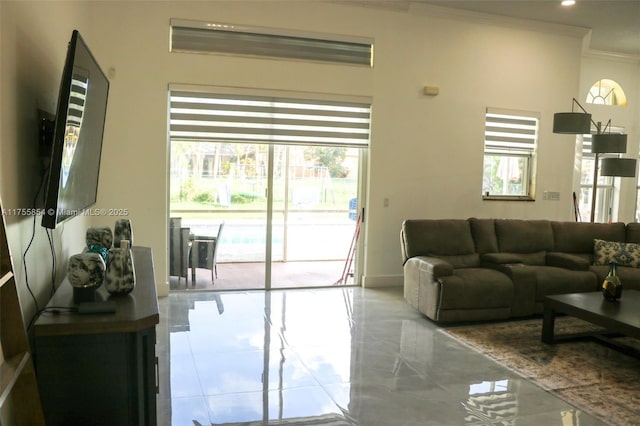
170,99,371,115
170,132,369,147
170,122,370,136
170,108,371,123
171,91,371,109
170,125,369,139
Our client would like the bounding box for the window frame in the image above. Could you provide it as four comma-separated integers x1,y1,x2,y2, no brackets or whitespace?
580,131,627,223
579,155,614,223
586,79,627,107
635,175,640,222
482,108,539,201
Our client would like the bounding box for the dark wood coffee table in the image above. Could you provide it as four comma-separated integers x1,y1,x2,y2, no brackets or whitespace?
542,290,640,356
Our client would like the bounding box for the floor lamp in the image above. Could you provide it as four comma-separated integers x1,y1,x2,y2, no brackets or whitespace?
553,98,636,222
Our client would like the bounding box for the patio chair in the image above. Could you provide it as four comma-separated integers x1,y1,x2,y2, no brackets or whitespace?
169,217,191,283
190,221,225,285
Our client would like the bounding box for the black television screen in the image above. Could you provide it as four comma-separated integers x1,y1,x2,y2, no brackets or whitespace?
41,30,109,229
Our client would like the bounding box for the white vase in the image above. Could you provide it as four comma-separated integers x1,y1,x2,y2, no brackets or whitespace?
68,252,106,303
114,219,133,248
86,226,113,250
105,240,135,295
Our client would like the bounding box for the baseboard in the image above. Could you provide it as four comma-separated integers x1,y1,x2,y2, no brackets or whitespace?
361,275,403,288
157,279,170,297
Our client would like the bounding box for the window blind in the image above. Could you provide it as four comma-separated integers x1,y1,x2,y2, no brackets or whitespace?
484,109,538,156
583,134,594,157
170,19,374,67
169,91,371,148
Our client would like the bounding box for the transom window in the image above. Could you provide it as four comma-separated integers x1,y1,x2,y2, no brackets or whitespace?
586,79,627,107
170,19,374,67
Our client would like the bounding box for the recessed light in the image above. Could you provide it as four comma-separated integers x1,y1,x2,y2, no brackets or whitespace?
561,0,576,6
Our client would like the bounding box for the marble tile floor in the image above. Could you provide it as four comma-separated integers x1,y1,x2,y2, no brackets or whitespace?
156,286,608,426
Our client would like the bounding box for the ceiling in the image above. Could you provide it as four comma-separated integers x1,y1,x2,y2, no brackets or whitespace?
418,0,640,57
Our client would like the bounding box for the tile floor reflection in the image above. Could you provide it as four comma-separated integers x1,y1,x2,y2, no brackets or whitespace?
157,287,608,425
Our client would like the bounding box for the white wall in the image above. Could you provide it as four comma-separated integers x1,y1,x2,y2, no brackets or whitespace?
4,1,626,305
88,1,587,290
0,1,96,326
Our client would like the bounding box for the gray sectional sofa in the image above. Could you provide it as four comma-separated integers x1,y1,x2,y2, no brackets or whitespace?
401,218,640,323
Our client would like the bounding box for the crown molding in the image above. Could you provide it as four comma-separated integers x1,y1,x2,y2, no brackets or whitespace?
582,48,640,64
326,0,411,13
408,2,589,40
579,30,639,63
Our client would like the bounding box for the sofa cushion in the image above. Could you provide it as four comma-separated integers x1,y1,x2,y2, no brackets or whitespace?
546,252,590,271
626,223,640,244
494,220,553,261
482,252,523,264
401,220,478,266
534,266,598,301
483,250,545,265
469,218,498,253
552,221,625,254
438,268,513,310
436,254,482,269
593,239,640,268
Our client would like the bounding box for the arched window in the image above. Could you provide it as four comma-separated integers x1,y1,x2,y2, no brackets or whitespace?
586,79,627,106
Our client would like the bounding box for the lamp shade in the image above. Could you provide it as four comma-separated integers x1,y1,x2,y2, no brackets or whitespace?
553,112,592,134
591,133,627,154
600,158,637,177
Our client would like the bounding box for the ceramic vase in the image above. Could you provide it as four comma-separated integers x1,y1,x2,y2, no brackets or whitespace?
114,219,134,248
86,226,113,250
67,252,106,303
105,240,136,295
602,262,622,302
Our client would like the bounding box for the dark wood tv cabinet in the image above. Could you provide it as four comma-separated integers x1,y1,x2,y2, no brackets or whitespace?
34,246,159,426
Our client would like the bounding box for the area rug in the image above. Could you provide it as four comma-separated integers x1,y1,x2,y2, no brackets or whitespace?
440,317,640,425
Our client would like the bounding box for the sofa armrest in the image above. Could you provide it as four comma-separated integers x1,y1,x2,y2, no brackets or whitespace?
546,252,590,271
482,252,523,264
411,256,454,279
404,256,454,317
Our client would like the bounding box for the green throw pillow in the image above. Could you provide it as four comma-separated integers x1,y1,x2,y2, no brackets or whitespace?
593,239,640,268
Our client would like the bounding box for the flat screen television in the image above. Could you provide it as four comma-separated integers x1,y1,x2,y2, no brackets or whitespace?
41,30,109,229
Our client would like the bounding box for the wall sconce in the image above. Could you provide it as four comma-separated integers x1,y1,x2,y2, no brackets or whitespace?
553,98,636,222
423,86,439,96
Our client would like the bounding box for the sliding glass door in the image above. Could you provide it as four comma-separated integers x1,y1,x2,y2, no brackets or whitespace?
270,145,361,288
168,87,370,291
170,141,363,290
